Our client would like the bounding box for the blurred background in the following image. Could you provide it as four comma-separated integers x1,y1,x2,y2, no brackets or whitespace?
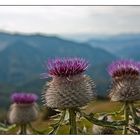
0,6,140,112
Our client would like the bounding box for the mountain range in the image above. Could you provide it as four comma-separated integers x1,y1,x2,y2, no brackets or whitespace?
0,32,140,108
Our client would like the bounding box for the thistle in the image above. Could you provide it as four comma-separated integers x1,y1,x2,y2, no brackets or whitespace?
41,58,96,134
8,93,39,134
108,60,140,134
42,58,96,109
108,60,140,101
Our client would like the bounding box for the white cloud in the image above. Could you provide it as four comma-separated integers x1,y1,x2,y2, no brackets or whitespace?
0,6,140,35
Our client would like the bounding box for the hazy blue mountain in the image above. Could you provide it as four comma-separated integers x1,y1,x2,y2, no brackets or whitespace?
0,41,44,85
117,45,140,60
87,34,140,56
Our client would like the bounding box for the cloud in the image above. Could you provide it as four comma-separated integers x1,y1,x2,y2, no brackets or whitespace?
0,6,140,35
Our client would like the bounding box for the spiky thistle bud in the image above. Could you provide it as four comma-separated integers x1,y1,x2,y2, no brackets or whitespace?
8,93,39,125
92,115,115,134
41,58,96,109
108,60,140,102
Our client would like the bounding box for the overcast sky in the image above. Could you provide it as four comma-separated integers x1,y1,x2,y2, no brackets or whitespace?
0,6,140,36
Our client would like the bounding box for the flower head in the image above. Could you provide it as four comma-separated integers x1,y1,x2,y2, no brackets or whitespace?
108,60,140,102
41,57,96,109
108,60,140,79
11,93,38,104
42,58,89,78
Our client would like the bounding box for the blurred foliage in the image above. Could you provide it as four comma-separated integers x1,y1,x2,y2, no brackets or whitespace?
0,100,139,135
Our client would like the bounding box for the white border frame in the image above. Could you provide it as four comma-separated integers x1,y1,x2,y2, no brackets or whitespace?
0,0,140,5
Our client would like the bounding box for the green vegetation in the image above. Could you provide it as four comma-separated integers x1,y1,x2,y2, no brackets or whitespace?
1,100,140,135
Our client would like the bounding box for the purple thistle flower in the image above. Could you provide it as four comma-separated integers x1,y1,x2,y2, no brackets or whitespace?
42,57,89,77
11,93,38,104
41,58,96,108
108,60,140,78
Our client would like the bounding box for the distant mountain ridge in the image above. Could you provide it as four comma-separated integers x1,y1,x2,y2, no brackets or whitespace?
87,34,140,59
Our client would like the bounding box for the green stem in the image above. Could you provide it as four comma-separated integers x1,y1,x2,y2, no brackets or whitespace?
129,103,139,124
19,124,27,135
122,102,129,135
23,124,27,134
69,108,77,134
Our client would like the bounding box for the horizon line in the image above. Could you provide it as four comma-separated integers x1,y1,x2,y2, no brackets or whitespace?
0,29,140,36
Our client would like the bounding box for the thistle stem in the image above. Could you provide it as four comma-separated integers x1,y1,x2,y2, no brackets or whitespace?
19,124,27,135
122,102,129,134
23,124,27,134
129,103,139,124
69,108,77,134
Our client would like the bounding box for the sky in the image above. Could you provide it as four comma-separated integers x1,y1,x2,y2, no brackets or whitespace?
0,6,140,38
